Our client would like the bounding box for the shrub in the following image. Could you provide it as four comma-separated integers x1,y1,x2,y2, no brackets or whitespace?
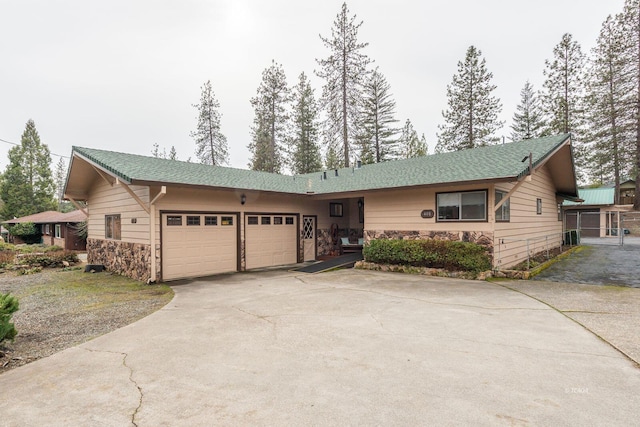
7,222,41,244
20,251,80,268
0,293,19,343
0,251,16,268
364,239,491,272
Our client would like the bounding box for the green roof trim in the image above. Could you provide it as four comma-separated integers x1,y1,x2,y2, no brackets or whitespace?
72,133,572,195
563,187,615,206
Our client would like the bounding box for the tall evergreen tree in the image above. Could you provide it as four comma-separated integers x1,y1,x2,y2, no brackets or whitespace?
289,72,322,174
191,80,229,166
168,146,178,160
540,33,587,179
248,60,290,173
53,157,67,209
620,0,640,210
398,119,428,158
510,81,546,140
316,2,371,167
357,67,399,163
436,46,503,152
0,120,56,219
585,15,634,196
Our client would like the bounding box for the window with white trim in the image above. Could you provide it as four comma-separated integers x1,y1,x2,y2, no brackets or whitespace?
437,191,487,221
55,224,62,238
495,190,510,222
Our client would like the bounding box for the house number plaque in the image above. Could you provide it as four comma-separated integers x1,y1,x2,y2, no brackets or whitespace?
421,209,435,219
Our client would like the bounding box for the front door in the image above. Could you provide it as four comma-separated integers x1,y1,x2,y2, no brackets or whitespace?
303,216,316,261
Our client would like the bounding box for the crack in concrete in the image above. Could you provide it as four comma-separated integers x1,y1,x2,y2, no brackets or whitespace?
491,282,640,368
232,306,275,325
325,285,549,312
81,348,143,427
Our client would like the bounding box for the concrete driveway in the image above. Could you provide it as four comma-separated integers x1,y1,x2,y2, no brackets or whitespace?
1,270,639,426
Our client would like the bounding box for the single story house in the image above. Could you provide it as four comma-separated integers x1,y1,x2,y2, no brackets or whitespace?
64,134,579,282
563,187,633,237
3,210,88,250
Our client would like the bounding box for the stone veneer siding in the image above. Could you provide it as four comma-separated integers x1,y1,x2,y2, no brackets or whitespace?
364,230,494,260
87,238,151,282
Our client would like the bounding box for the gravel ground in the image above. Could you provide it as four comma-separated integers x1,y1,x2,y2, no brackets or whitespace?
0,269,173,373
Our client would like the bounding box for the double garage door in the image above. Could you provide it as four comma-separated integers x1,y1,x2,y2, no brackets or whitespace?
162,212,298,280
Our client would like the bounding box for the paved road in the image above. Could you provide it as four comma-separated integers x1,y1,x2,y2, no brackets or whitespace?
534,241,640,288
1,270,638,426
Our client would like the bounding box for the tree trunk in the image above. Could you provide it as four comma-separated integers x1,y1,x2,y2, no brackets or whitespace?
635,5,640,211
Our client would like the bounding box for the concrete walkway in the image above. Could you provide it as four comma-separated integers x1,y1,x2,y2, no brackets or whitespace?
1,270,639,426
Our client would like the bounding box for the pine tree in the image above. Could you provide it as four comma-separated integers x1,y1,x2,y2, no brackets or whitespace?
289,72,322,174
585,14,634,197
168,146,178,160
53,157,67,210
510,81,546,140
248,60,290,173
316,2,371,167
357,67,399,163
540,33,587,179
620,0,640,210
398,119,428,158
436,46,503,152
0,120,56,219
191,80,229,166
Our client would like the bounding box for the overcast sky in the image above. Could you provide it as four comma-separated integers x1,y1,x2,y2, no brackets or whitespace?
0,0,627,172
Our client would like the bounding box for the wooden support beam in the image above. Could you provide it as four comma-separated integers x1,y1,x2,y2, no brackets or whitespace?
66,197,89,216
91,165,114,186
116,178,150,214
150,186,167,205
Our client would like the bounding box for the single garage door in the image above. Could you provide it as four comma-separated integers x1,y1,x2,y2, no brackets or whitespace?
245,214,298,270
566,209,600,238
162,213,237,281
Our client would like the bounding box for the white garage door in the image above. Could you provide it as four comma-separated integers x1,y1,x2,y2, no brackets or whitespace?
162,213,237,281
245,214,298,270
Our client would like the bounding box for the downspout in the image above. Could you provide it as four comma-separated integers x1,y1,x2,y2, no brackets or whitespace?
149,186,167,283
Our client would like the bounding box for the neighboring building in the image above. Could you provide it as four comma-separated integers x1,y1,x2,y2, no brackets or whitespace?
563,187,633,237
618,179,636,206
64,134,579,282
3,210,87,250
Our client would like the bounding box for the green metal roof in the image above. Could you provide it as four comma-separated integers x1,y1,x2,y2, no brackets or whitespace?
72,133,573,195
563,187,615,206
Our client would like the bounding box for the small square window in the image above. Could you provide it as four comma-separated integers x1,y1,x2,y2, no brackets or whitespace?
329,203,343,217
187,215,201,226
274,216,283,225
204,216,217,226
261,216,271,225
285,217,294,225
221,216,233,226
167,216,182,226
248,216,259,225
537,198,542,215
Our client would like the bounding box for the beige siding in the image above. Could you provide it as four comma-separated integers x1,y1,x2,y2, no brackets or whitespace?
152,186,352,241
365,184,493,233
494,165,563,269
87,180,150,244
